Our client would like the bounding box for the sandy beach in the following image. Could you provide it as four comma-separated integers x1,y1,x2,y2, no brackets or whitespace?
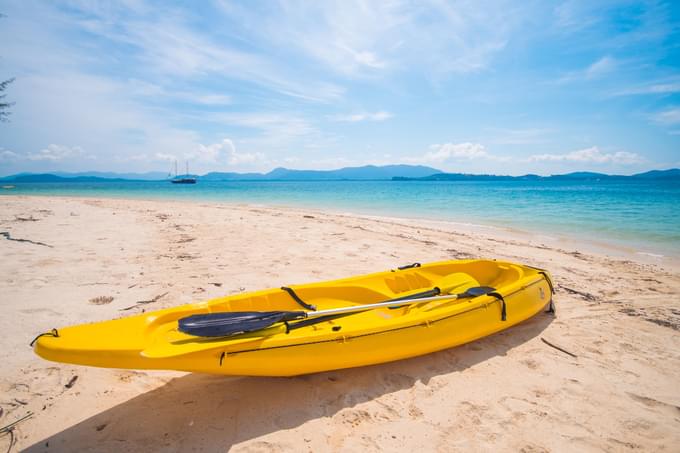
1,195,679,452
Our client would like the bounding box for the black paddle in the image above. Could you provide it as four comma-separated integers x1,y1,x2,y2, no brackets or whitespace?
178,286,497,338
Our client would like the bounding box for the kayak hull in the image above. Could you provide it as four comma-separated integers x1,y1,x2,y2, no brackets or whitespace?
34,259,553,376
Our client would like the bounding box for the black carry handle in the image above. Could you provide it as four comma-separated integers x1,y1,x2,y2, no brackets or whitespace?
281,286,316,310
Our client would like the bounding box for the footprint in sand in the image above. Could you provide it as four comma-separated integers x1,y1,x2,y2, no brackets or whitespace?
338,408,372,427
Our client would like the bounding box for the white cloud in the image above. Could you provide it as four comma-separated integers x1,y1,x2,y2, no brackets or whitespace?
215,1,396,77
652,108,680,125
128,80,232,105
529,146,643,164
190,94,232,105
556,56,618,84
406,142,489,164
428,143,488,161
153,152,176,162
71,5,344,103
138,139,266,167
333,111,393,122
27,144,87,161
612,79,680,96
553,1,600,31
215,0,518,78
0,148,19,162
585,56,616,79
216,114,312,135
193,139,265,166
352,51,385,69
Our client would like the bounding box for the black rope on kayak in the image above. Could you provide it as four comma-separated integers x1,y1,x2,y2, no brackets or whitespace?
281,286,316,311
29,328,59,347
284,321,291,334
546,297,555,315
487,292,507,321
397,262,421,270
536,271,555,314
219,351,226,366
545,289,556,315
538,271,555,295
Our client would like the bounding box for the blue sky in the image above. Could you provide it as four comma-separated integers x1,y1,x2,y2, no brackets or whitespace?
0,0,679,176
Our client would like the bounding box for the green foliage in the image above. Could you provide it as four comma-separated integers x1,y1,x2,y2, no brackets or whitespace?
0,78,15,121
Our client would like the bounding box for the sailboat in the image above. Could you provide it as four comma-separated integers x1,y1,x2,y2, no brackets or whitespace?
170,160,197,184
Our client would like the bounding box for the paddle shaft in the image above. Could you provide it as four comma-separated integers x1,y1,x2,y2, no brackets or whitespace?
304,293,462,319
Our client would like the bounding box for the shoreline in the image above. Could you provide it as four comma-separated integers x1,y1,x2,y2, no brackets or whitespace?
353,212,680,268
1,195,679,451
4,192,679,268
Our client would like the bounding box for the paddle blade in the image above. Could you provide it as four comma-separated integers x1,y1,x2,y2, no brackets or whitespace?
178,311,306,338
459,286,496,298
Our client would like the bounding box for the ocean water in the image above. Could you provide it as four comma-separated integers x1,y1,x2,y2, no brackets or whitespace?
3,179,679,257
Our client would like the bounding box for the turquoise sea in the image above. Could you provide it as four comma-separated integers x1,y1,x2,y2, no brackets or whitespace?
3,179,679,257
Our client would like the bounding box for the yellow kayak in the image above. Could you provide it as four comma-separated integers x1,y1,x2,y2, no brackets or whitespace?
32,259,554,376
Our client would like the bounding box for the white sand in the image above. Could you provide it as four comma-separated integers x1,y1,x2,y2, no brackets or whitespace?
1,195,678,452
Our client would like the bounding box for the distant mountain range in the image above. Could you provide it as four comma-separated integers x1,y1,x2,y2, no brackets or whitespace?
392,168,680,181
1,174,141,183
1,166,678,183
201,164,441,181
0,171,169,182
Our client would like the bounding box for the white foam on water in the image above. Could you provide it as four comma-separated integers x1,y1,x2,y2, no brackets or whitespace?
354,212,506,231
636,251,665,258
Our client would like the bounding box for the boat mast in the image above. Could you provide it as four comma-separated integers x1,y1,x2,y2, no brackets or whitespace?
175,160,178,177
